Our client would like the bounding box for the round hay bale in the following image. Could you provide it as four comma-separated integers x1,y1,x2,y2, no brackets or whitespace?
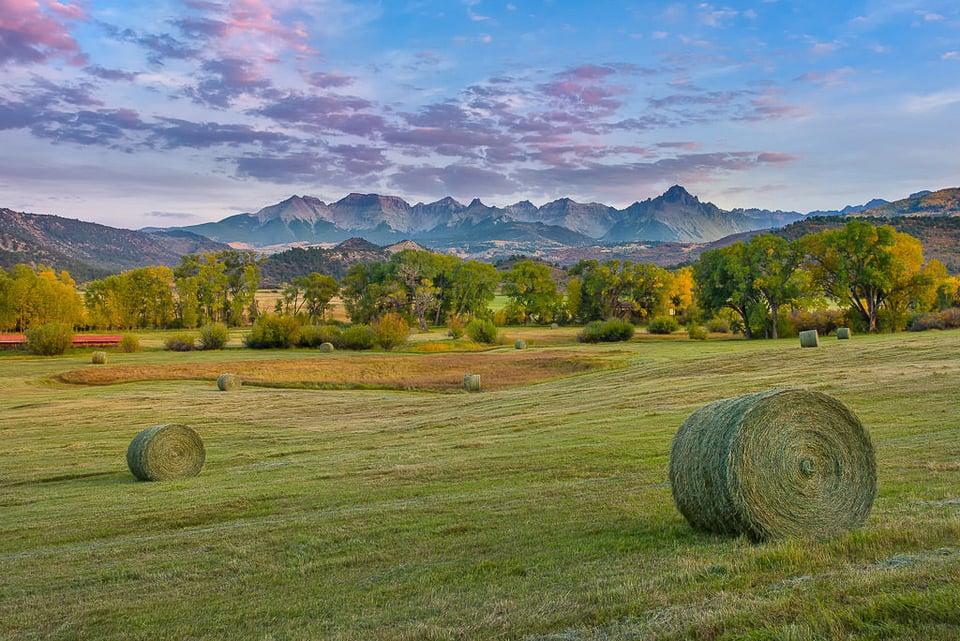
91,350,107,364
463,373,481,392
669,388,876,541
319,342,335,353
515,339,527,350
799,329,819,348
126,424,205,481
217,373,242,391
836,327,851,340
550,323,559,330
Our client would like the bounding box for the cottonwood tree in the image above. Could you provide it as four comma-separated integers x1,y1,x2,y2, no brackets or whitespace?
800,220,942,332
503,260,562,324
0,265,84,331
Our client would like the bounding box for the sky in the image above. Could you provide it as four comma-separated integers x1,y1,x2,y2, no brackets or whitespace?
1,0,959,230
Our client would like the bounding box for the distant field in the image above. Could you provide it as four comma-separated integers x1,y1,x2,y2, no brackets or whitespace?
2,330,959,639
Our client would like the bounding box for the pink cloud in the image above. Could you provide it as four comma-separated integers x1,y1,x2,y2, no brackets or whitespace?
0,0,87,66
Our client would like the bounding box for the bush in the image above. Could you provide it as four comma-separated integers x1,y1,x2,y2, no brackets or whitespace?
705,317,731,334
24,323,74,356
298,324,343,348
577,318,635,343
687,323,708,340
375,313,410,350
786,309,846,337
447,315,465,339
197,322,229,350
164,333,197,351
118,334,140,353
466,318,499,344
340,324,376,350
647,315,680,335
244,315,301,349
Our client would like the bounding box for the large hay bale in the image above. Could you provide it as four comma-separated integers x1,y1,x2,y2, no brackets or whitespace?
668,388,876,541
217,373,242,391
463,373,481,392
515,339,527,350
319,342,335,353
126,424,205,481
836,327,851,340
799,329,819,348
91,351,107,364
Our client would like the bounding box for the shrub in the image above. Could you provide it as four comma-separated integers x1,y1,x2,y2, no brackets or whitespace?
198,322,229,350
908,308,960,332
687,323,708,340
375,312,410,350
786,309,845,337
466,318,499,344
24,323,74,356
298,324,343,348
705,317,731,334
447,315,465,339
118,334,140,353
647,315,680,335
340,324,376,350
163,333,197,352
244,315,300,349
577,319,635,343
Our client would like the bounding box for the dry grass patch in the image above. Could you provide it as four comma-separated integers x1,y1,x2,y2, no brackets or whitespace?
56,350,617,392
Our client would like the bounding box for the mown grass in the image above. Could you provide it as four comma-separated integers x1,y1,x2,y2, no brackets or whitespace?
1,330,959,640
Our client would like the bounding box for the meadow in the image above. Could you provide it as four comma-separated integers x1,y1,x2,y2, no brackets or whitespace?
1,328,959,640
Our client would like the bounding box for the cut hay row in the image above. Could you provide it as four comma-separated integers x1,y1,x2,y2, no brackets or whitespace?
56,351,613,392
668,388,876,541
126,424,206,481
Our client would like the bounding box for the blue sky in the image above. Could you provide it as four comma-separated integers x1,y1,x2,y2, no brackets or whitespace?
1,0,958,229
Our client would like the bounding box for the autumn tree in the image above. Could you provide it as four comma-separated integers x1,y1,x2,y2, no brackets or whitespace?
694,242,759,339
0,265,84,331
800,220,942,332
503,260,562,324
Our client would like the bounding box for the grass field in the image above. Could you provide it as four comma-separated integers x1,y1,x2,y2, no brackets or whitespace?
2,328,959,640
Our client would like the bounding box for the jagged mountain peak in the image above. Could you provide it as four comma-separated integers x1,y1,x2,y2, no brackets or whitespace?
660,184,700,205
254,195,328,224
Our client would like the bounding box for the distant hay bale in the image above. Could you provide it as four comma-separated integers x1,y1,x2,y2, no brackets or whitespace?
799,329,819,348
91,351,107,364
217,373,242,391
126,424,205,481
668,388,876,541
837,327,851,340
550,323,559,330
319,342,335,353
515,339,527,350
463,373,481,392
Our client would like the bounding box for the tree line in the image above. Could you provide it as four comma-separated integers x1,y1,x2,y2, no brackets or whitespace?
1,220,958,336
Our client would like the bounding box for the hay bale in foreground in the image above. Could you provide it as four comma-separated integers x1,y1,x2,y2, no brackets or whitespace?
319,342,335,353
799,329,819,348
837,327,851,340
91,351,107,364
669,388,876,541
463,373,481,392
515,339,527,350
126,424,205,481
217,373,242,391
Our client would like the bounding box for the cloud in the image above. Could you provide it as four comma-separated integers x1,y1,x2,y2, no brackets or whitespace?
794,67,854,88
904,90,960,112
152,118,292,150
0,0,87,66
188,57,273,107
389,164,520,197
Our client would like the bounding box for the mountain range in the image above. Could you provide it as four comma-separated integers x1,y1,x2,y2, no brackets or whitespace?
178,185,808,253
4,186,960,281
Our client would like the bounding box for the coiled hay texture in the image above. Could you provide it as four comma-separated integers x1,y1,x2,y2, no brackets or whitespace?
463,373,481,392
217,373,242,391
837,327,851,340
126,424,206,481
319,342,335,353
669,388,876,541
91,351,107,364
799,329,819,347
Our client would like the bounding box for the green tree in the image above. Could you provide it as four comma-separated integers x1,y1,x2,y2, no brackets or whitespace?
450,260,499,319
746,234,803,339
503,260,562,324
1,265,84,331
298,273,339,322
694,243,759,339
801,220,936,332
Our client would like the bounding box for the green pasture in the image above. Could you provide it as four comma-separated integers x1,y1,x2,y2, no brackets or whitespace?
1,329,959,640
